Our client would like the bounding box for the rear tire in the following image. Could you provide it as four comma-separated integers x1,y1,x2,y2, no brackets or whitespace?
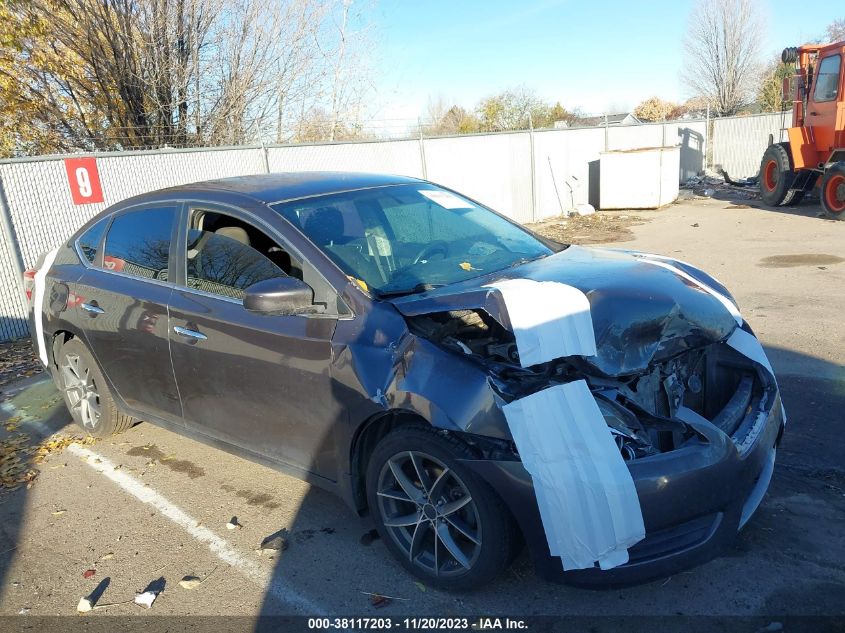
365,425,518,591
57,338,136,437
821,162,845,220
759,143,797,206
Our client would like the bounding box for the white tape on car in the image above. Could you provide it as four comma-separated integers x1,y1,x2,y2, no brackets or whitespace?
503,380,645,571
726,327,786,424
726,327,774,377
636,256,743,326
485,278,597,367
33,248,59,366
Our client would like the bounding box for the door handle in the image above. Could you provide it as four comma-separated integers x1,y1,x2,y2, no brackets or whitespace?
80,302,105,315
173,325,207,341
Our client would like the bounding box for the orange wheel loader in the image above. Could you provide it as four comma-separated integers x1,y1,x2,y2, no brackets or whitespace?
760,40,845,219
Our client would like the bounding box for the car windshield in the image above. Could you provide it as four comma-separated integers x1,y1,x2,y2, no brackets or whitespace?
272,184,555,296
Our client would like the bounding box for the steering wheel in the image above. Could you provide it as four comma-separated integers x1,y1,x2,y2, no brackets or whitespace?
412,240,450,265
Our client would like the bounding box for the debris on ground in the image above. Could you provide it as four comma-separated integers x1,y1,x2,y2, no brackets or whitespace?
134,577,165,609
133,591,157,609
681,171,762,201
179,576,202,590
0,434,97,491
179,566,217,589
259,531,290,553
83,569,96,579
77,597,93,613
528,212,646,245
360,529,380,546
226,516,241,530
370,593,390,608
361,591,408,607
0,339,41,390
572,203,595,216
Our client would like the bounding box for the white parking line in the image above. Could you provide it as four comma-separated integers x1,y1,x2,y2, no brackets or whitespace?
66,443,325,615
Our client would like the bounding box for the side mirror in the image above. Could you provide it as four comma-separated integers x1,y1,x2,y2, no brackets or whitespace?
243,277,314,315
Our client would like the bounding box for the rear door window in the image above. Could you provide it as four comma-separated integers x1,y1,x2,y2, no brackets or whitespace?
103,206,177,280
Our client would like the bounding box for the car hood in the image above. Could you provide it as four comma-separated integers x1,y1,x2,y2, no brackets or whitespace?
390,246,739,376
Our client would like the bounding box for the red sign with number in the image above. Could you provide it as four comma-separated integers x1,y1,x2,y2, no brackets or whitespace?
64,157,104,205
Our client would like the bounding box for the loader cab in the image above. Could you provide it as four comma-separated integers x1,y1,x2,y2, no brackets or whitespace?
806,50,842,154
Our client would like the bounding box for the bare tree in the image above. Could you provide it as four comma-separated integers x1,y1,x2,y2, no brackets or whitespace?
826,18,845,43
683,0,764,116
0,0,375,155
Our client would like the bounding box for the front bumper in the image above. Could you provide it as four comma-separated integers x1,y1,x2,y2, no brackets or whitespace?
461,391,785,586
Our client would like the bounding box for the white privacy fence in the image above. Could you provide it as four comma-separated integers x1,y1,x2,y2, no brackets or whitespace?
0,113,777,340
712,111,792,179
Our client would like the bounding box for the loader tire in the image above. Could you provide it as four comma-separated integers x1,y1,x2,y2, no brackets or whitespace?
759,143,796,206
821,162,845,220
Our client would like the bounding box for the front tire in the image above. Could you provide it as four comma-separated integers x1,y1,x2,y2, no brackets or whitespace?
759,143,797,206
821,162,845,220
57,338,135,437
365,426,518,591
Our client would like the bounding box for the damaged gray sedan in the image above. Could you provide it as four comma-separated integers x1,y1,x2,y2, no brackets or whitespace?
28,172,784,590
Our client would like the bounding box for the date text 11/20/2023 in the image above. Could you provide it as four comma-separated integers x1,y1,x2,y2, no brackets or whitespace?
307,617,528,630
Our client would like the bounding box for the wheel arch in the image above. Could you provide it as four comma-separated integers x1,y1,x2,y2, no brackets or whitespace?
349,409,432,513
49,329,77,373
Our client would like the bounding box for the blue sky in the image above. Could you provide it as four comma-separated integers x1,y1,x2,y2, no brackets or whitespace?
369,0,842,123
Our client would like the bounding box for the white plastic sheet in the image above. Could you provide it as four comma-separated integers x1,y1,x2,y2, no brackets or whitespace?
503,380,645,570
485,278,597,366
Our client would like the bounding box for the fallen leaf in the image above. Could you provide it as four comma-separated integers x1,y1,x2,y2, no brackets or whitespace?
414,581,426,592
179,576,202,590
52,510,66,516
370,593,390,608
100,553,114,560
83,569,96,579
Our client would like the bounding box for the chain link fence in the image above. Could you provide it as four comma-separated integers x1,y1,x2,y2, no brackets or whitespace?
0,112,780,340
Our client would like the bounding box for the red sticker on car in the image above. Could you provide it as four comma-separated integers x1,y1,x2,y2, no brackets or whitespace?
103,256,125,272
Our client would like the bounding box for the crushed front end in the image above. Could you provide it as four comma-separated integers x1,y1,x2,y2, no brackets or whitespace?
403,302,784,585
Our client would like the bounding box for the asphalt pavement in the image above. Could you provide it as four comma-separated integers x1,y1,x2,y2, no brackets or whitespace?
0,195,842,624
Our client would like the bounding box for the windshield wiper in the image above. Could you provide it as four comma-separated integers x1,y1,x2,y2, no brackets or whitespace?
375,283,445,298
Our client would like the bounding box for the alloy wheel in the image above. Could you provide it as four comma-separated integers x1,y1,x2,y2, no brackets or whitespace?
61,353,101,429
376,450,482,578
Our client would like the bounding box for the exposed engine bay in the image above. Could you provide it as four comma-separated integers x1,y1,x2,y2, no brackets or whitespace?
407,309,776,462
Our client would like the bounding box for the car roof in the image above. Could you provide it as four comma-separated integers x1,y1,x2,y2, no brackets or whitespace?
158,171,425,204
